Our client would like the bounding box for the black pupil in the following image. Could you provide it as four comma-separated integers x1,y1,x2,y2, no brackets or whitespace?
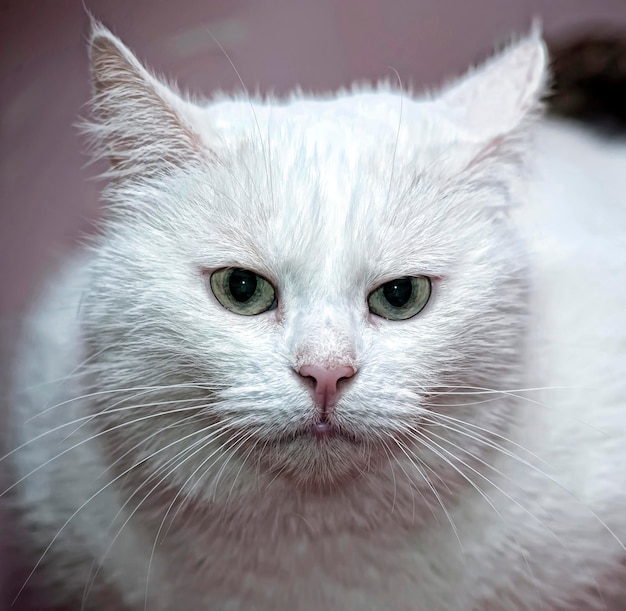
383,278,413,308
229,269,258,302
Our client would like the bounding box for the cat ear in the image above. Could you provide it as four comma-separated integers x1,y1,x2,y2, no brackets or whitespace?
86,21,206,180
439,33,548,143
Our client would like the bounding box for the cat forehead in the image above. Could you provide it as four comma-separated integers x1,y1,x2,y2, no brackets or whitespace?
171,91,482,279
202,90,457,149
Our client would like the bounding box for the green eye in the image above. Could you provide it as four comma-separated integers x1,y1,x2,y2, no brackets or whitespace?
368,276,431,321
210,268,277,316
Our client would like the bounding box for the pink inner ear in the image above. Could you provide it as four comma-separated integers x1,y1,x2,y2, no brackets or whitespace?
439,37,547,140
467,135,506,168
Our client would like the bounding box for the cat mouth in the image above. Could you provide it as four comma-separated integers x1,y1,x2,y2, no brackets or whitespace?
243,418,381,487
281,421,364,444
312,420,335,438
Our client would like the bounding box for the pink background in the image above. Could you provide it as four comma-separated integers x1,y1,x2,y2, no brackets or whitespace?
2,1,626,608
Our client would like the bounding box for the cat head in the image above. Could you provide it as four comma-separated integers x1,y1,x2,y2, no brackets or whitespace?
82,23,546,508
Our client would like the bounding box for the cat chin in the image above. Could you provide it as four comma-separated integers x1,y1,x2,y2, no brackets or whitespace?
254,432,377,490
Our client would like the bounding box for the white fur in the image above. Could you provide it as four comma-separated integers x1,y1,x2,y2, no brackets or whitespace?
7,24,626,610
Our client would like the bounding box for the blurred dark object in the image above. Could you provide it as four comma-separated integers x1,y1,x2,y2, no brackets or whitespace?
548,33,626,135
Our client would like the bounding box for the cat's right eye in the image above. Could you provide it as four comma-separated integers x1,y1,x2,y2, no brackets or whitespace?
210,268,277,316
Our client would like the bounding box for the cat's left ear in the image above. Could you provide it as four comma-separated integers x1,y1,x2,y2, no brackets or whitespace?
438,32,547,146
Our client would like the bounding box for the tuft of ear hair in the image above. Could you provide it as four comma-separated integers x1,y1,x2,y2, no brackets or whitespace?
85,21,206,181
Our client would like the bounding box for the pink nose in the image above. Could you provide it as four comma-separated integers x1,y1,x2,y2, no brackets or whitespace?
298,364,356,413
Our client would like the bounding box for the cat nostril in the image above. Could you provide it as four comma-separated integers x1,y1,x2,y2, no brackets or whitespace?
298,364,356,389
297,364,356,410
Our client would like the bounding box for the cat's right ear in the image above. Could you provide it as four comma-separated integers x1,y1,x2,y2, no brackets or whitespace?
439,34,547,138
86,21,207,181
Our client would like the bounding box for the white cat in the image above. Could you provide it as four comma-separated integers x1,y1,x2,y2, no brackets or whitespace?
6,21,626,610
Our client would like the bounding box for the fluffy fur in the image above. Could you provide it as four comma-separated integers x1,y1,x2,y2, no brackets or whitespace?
6,22,626,610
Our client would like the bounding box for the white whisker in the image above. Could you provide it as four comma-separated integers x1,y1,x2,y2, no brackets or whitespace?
404,428,543,608
389,434,464,554
82,420,238,607
3,403,214,496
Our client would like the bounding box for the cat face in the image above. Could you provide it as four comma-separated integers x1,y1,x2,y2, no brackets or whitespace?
83,24,545,500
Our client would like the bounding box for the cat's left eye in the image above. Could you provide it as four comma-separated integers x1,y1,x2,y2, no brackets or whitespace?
368,276,431,321
210,268,277,316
